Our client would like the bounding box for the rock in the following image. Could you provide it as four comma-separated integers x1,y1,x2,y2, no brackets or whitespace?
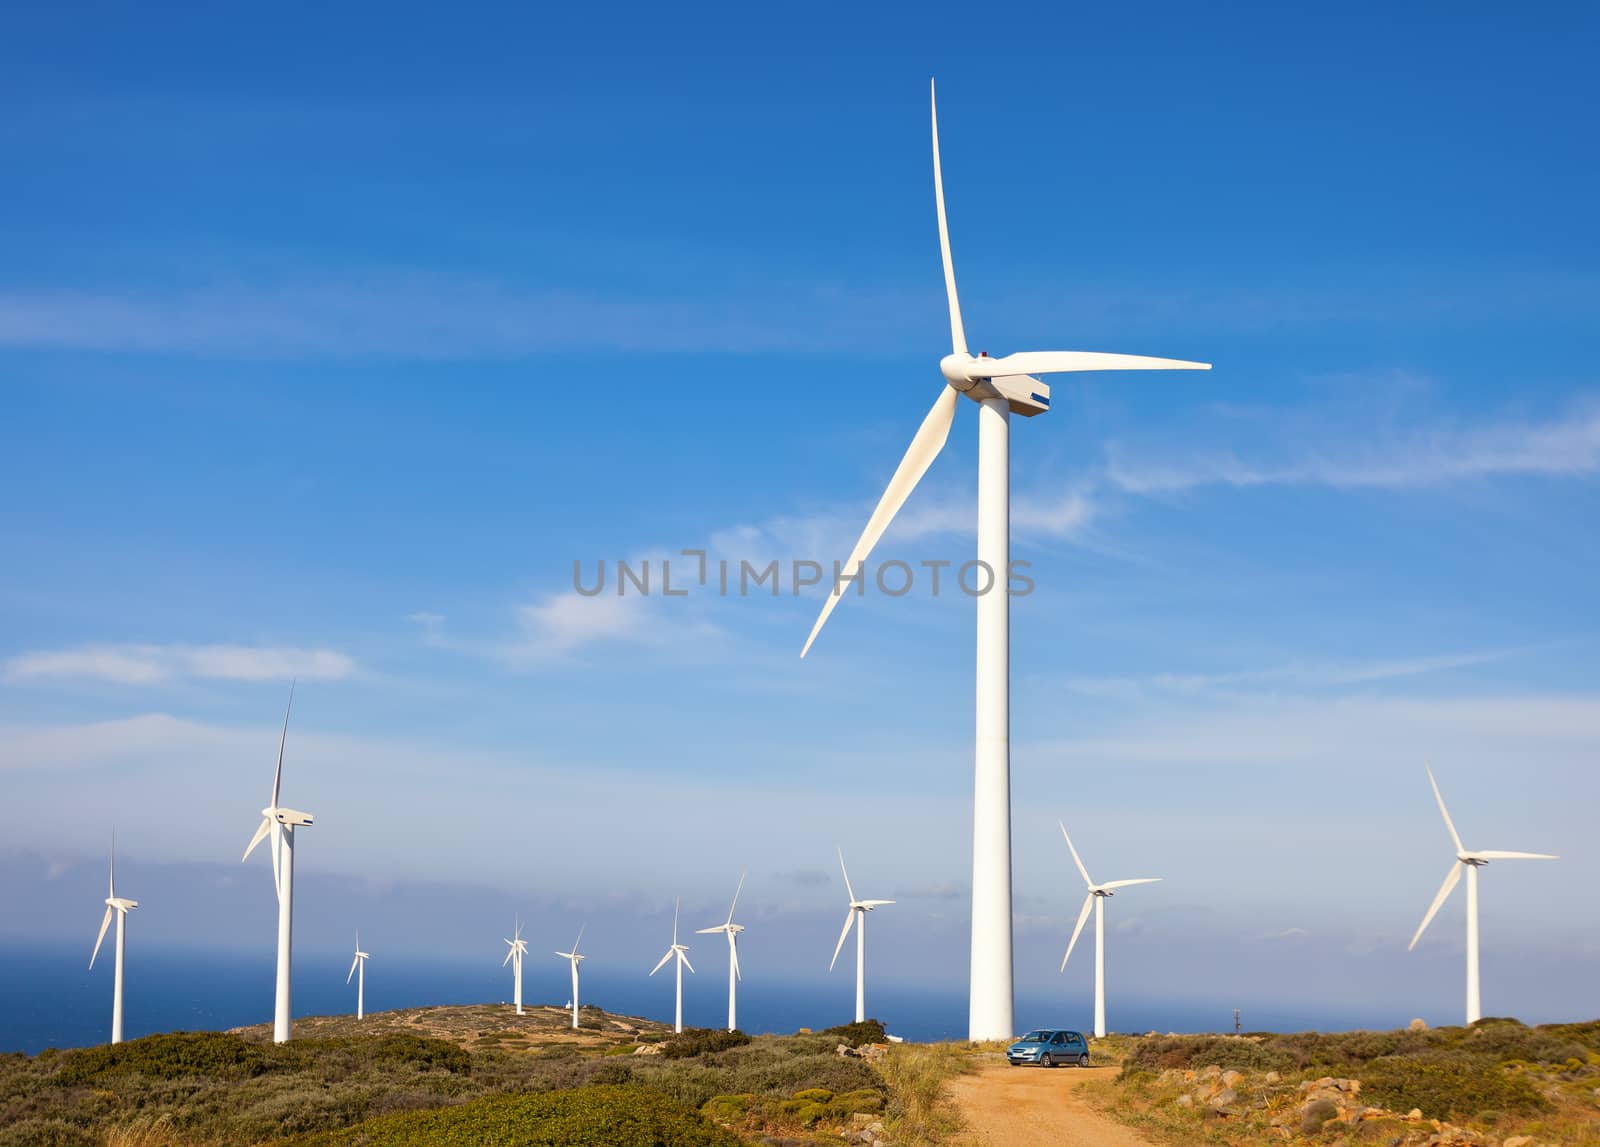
632,1043,664,1056
1208,1087,1239,1111
850,1114,875,1127
1175,1093,1193,1108
1157,1069,1184,1086
1300,1098,1339,1135
1198,1065,1223,1081
1221,1069,1245,1088
1407,1109,1424,1120
1264,1070,1282,1083
836,1043,857,1058
1502,1138,1533,1147
1409,1017,1429,1032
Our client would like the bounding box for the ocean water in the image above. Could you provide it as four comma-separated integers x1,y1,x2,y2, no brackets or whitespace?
0,942,1372,1055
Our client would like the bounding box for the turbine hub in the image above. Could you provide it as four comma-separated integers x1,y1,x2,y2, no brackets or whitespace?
939,353,980,391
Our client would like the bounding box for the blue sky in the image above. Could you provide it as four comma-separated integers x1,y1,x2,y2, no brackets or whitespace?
2,2,1598,1034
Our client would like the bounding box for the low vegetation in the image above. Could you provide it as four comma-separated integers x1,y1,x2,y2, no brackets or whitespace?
1092,1018,1600,1145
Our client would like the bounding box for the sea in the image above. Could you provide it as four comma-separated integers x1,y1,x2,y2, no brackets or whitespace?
0,942,1386,1055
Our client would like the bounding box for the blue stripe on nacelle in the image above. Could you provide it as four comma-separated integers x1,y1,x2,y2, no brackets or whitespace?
1031,393,1050,406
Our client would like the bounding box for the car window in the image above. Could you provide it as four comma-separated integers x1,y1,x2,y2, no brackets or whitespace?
1051,1033,1067,1044
1020,1030,1049,1042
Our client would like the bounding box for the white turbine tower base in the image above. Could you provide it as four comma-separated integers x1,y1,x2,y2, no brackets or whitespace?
799,81,1209,1041
241,684,314,1044
90,832,138,1045
697,874,747,1033
347,931,370,1021
556,927,586,1031
829,851,894,1024
1408,766,1557,1025
503,919,529,1016
650,900,694,1034
1057,821,1161,1039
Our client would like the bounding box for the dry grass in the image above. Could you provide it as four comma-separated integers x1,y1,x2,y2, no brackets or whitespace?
877,1042,976,1146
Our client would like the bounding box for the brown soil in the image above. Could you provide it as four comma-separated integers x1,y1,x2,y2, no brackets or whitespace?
948,1059,1160,1147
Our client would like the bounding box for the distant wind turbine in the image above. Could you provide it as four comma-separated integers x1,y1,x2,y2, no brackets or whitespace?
1057,821,1161,1039
503,918,529,1016
829,850,894,1024
346,930,370,1020
696,874,747,1033
1408,766,1558,1024
241,684,314,1044
89,831,138,1044
649,899,694,1034
555,926,586,1030
798,80,1210,1041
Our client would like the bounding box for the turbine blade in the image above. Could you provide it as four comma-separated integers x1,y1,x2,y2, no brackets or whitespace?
860,899,895,908
1408,861,1463,951
649,948,674,976
727,872,745,925
829,909,857,971
269,821,284,902
242,815,273,862
673,898,680,945
573,924,585,954
347,955,360,984
694,926,722,934
90,906,114,969
1060,894,1094,972
730,934,741,982
1058,821,1093,888
1471,850,1559,861
272,680,296,808
800,385,960,658
837,849,857,905
982,351,1210,377
930,78,966,355
1426,766,1465,853
1100,878,1162,890
680,951,695,975
109,830,116,899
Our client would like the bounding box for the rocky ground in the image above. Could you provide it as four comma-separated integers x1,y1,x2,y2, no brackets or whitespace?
228,1001,667,1052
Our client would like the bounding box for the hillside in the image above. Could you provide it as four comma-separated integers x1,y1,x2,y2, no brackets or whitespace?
227,1000,666,1052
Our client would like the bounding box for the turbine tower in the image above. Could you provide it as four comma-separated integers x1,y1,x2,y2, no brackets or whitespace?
1408,766,1558,1024
800,81,1210,1040
89,831,138,1044
1057,821,1161,1039
346,930,370,1021
503,918,529,1016
241,684,314,1044
649,899,694,1034
828,850,894,1024
696,874,747,1033
555,926,586,1030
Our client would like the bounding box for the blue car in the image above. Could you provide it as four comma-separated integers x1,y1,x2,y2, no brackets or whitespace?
1006,1028,1090,1067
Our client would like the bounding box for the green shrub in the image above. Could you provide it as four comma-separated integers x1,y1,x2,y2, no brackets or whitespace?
698,1093,750,1123
790,1087,834,1103
1359,1054,1552,1120
284,1084,742,1146
54,1032,269,1084
833,1087,885,1114
1122,1035,1294,1074
661,1029,752,1059
819,1019,885,1047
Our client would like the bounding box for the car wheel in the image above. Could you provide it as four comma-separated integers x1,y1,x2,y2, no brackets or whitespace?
1078,1053,1090,1067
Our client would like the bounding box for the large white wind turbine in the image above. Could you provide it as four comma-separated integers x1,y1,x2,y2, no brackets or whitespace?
555,926,586,1030
696,874,747,1033
1057,821,1161,1039
1408,766,1558,1025
649,899,694,1034
241,685,314,1044
89,831,138,1044
828,850,894,1024
503,918,529,1016
800,81,1210,1040
346,930,370,1021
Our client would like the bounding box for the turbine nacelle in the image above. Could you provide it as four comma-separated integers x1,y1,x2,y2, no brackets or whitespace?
849,899,895,912
105,897,139,911
268,806,315,827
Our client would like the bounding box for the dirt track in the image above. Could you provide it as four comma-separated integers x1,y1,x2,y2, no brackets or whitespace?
947,1060,1159,1147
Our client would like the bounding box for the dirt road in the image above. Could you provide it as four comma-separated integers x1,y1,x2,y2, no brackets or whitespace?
947,1059,1159,1147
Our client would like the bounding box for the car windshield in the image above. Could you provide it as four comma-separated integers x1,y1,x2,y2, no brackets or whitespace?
1019,1030,1051,1042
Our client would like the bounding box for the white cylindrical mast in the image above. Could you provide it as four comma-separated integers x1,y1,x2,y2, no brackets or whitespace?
855,911,867,1023
274,828,294,1044
970,397,1014,1042
727,937,738,1032
1466,863,1481,1024
570,963,580,1030
514,954,523,1016
111,910,127,1045
357,960,365,1021
674,959,684,1033
1094,896,1106,1039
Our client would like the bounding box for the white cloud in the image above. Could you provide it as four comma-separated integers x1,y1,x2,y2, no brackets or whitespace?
3,644,355,685
1104,401,1600,493
1065,650,1518,700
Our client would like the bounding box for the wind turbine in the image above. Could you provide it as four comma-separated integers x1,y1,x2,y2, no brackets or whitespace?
649,899,694,1034
346,930,370,1021
799,81,1210,1041
241,684,314,1044
828,850,894,1024
1408,766,1558,1025
555,926,586,1030
696,874,746,1033
1057,821,1161,1039
503,917,529,1016
89,831,138,1044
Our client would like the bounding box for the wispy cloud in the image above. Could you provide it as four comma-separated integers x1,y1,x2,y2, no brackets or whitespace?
3,644,355,685
1105,401,1600,493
